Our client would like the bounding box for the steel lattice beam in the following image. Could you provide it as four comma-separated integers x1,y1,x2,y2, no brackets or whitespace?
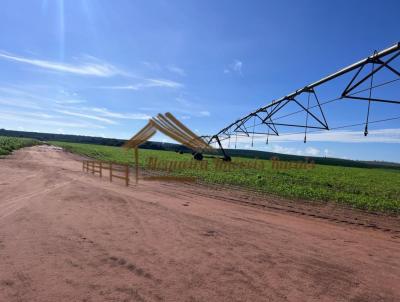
209,42,400,150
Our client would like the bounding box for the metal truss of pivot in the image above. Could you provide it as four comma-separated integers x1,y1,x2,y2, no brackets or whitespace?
209,42,400,152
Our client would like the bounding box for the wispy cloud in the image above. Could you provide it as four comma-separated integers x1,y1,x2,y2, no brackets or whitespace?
142,61,161,70
55,99,86,105
0,51,126,77
267,144,306,156
224,59,243,75
0,111,105,129
0,109,55,120
166,65,186,76
0,97,41,110
146,78,183,88
217,140,327,157
175,96,192,107
173,96,211,118
199,110,210,117
305,147,320,156
55,109,117,124
0,84,151,127
0,86,55,103
0,85,87,106
88,107,151,120
269,128,400,144
55,105,151,122
227,128,400,145
267,145,322,156
173,109,211,119
99,78,183,90
142,61,186,76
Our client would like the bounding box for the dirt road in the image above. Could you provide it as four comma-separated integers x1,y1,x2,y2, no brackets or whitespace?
0,146,399,301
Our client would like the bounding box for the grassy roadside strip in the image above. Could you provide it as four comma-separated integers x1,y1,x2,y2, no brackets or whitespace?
0,136,41,156
51,141,400,214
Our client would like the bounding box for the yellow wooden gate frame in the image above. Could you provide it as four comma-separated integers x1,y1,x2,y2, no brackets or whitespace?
124,112,213,183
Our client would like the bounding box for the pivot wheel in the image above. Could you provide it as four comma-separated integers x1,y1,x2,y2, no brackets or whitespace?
193,152,203,161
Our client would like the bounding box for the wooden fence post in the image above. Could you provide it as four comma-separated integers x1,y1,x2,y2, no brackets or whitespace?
91,161,95,174
100,162,103,178
135,147,139,184
125,164,129,186
109,163,112,182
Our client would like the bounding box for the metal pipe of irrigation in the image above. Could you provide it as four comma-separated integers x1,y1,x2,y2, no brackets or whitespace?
213,42,400,138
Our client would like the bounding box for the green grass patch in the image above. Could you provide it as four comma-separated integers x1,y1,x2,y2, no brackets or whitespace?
0,136,40,155
51,141,400,214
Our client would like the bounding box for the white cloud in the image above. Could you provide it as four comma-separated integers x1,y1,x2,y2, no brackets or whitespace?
199,111,210,117
222,128,400,145
54,106,151,122
0,111,105,129
55,109,117,124
55,99,86,105
224,59,243,75
267,128,400,144
0,97,41,110
217,128,400,156
142,61,161,70
88,107,151,120
0,86,54,103
266,145,319,157
268,144,304,156
173,108,211,118
0,84,151,128
305,147,320,156
173,96,211,118
232,60,243,74
175,97,192,107
0,86,90,117
0,109,55,120
231,143,320,157
166,65,186,76
0,51,126,77
146,78,183,88
99,78,183,90
142,61,185,76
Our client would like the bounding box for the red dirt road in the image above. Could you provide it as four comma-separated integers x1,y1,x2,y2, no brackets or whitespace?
0,146,399,302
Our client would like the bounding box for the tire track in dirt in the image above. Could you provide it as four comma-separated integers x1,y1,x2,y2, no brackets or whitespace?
152,181,400,237
0,175,85,220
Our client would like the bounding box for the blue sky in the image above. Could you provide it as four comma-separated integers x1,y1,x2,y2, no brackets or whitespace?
0,0,399,162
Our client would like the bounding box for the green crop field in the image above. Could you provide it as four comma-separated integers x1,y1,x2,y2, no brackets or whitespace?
51,141,400,214
0,136,40,156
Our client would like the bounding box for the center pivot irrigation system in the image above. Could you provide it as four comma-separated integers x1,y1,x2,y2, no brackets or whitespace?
206,42,400,161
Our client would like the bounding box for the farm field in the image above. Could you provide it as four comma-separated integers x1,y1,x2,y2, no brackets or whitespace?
0,136,39,155
51,141,400,213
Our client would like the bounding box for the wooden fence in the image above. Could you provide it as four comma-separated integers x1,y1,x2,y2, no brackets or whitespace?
82,160,130,186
